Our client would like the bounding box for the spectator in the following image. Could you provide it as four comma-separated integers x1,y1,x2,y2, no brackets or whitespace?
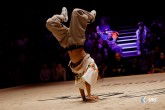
40,63,51,82
55,63,67,81
108,31,122,55
111,52,129,77
100,40,112,62
109,31,119,42
139,53,151,74
136,21,150,55
91,46,102,67
149,45,161,68
128,58,142,75
153,51,165,73
97,36,103,50
96,16,111,40
84,33,93,54
51,62,58,81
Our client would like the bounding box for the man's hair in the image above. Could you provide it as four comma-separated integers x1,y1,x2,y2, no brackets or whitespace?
138,22,144,27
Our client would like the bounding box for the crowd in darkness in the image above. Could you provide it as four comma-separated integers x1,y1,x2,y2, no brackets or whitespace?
0,5,165,88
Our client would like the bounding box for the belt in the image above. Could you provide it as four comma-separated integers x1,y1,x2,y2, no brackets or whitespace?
65,45,84,51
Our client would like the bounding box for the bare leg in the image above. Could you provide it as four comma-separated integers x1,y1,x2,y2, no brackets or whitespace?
85,81,99,101
79,89,86,101
79,82,99,102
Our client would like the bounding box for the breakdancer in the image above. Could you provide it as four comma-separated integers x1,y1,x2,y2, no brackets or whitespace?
46,7,99,101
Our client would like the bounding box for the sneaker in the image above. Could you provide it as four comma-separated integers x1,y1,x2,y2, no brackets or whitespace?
61,7,68,22
90,10,96,22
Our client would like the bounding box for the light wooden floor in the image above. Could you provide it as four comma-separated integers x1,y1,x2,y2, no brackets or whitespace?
0,73,165,110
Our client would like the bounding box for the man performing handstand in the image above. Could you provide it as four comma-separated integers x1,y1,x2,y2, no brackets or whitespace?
46,7,99,101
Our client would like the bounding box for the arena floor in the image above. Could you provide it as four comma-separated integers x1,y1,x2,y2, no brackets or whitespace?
0,73,165,110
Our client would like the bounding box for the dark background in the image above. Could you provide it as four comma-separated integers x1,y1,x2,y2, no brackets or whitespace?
0,0,164,88
1,0,163,35
1,0,164,52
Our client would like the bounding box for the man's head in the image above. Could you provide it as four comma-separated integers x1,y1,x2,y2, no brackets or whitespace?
160,52,165,59
112,31,119,41
115,52,122,61
138,22,144,30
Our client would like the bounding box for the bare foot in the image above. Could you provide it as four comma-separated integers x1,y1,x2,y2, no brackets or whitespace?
86,95,99,101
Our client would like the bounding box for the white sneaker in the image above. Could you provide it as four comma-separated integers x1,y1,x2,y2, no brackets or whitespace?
61,7,68,22
90,10,96,22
